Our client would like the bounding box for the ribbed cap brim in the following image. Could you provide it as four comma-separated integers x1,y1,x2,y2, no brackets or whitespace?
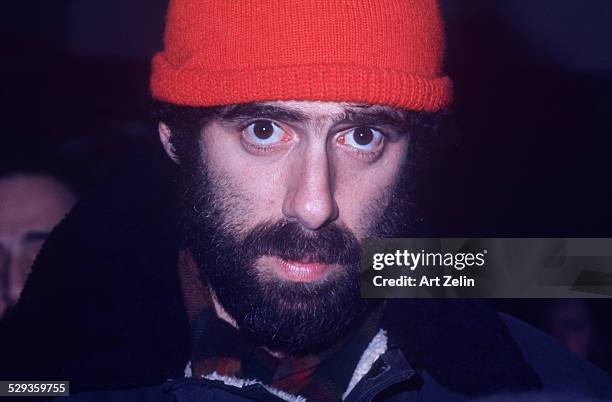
151,53,452,112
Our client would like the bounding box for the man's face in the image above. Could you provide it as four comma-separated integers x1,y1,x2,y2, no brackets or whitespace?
165,100,414,355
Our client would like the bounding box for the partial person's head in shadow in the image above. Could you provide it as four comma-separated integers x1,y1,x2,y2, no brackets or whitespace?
0,153,79,317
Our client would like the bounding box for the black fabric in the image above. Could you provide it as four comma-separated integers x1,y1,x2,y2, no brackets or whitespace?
1,148,539,397
164,378,293,402
383,299,541,397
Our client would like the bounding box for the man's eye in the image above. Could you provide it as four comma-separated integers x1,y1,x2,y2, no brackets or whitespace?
342,127,384,151
244,120,288,145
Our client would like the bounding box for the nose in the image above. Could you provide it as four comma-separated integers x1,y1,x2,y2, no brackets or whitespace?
0,243,32,309
0,250,9,313
282,147,339,230
0,245,22,313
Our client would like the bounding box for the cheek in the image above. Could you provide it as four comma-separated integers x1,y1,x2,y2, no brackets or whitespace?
202,134,286,224
333,142,408,236
237,166,284,215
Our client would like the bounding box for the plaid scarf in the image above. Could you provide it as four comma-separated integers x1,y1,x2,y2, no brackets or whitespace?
178,250,383,401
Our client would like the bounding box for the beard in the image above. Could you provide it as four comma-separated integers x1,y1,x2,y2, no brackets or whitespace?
179,149,415,356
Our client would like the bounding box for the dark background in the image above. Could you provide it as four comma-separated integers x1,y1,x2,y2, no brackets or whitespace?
2,0,612,372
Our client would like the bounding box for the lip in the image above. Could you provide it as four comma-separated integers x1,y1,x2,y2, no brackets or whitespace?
269,256,329,282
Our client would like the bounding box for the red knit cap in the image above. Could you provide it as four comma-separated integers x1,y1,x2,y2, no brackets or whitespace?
151,0,452,112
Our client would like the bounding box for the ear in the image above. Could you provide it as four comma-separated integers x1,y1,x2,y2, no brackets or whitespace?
158,122,180,164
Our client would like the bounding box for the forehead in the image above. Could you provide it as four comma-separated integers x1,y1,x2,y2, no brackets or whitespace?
261,100,401,115
0,175,75,235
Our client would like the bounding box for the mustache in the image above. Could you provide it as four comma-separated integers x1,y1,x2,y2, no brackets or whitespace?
238,219,362,266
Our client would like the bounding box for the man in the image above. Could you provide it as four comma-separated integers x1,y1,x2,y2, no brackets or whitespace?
1,0,611,401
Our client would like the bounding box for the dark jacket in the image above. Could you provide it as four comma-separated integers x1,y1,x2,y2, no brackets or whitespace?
1,152,611,401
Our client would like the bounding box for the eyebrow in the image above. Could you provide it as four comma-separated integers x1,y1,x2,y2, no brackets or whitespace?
338,108,410,132
23,230,51,242
217,104,310,124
